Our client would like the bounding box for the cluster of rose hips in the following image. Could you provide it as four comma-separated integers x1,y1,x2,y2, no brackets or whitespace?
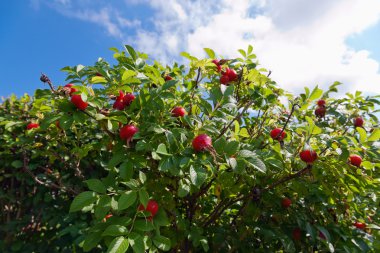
315,99,326,118
212,59,238,85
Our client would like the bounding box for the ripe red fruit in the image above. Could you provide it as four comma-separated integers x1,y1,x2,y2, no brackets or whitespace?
281,198,292,208
120,125,138,144
349,154,362,167
299,149,318,164
212,59,222,72
220,75,230,85
64,83,78,96
314,106,326,118
171,106,186,117
317,99,326,107
71,94,88,110
26,123,39,130
354,221,366,230
354,117,364,127
192,134,212,152
113,91,126,110
292,228,302,241
164,75,173,81
124,93,135,106
226,68,238,81
270,128,286,141
138,200,159,220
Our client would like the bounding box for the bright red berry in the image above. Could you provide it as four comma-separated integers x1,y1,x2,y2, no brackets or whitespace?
220,75,230,85
26,123,39,130
292,228,302,241
212,59,220,65
349,154,362,167
317,99,326,107
64,83,78,96
226,68,238,81
138,200,159,220
299,149,318,164
119,125,138,143
354,117,364,128
270,128,286,141
281,198,292,208
172,106,186,117
71,94,88,110
354,221,366,230
123,93,135,106
192,134,212,152
164,75,173,81
113,91,126,110
105,214,113,220
315,107,326,118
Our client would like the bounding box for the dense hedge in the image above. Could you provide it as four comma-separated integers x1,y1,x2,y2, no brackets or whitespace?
1,45,379,252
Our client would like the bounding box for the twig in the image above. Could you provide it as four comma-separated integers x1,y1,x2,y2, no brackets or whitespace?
216,100,254,140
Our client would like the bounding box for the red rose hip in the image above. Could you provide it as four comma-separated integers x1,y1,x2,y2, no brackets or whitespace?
71,94,88,110
192,134,212,152
317,99,326,107
354,117,364,127
281,198,292,208
299,149,318,164
26,123,39,130
349,154,362,167
220,75,229,85
354,221,366,230
270,128,286,141
292,228,302,241
64,83,78,96
138,200,159,220
119,125,138,143
314,107,326,118
171,106,186,117
164,75,173,81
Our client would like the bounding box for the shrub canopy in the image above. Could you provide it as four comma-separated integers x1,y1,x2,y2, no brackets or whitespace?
1,45,379,252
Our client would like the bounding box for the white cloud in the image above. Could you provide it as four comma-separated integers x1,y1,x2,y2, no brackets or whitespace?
132,0,380,94
32,0,380,94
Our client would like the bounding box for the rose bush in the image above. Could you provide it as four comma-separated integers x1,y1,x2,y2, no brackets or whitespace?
1,45,379,252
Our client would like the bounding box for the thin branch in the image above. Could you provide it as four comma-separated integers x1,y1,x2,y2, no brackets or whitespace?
216,100,254,140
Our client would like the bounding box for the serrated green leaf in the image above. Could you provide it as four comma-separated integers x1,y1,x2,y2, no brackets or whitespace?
70,191,97,212
153,235,171,251
139,189,149,207
368,129,380,141
107,236,129,253
85,179,106,194
102,225,128,237
118,191,137,210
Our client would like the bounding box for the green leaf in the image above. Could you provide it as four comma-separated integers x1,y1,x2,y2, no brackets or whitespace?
224,141,239,156
11,160,23,168
356,127,367,143
83,232,102,252
189,166,207,187
128,233,145,253
153,235,171,251
107,236,129,253
69,191,97,212
139,189,149,207
204,48,215,59
309,86,323,101
118,191,137,210
368,129,380,141
122,69,136,81
95,195,112,220
134,220,155,231
85,179,106,194
125,45,137,61
246,156,266,173
102,225,128,237
156,143,171,156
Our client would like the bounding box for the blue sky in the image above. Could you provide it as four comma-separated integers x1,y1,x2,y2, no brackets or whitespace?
1,0,380,98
